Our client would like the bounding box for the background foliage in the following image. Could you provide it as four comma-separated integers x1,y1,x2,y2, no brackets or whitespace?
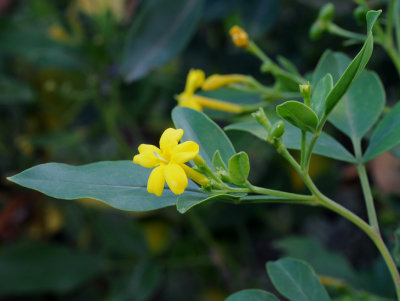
1,0,400,300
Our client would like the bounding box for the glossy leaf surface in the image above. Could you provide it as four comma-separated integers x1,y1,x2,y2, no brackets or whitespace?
172,107,236,167
225,122,355,163
8,161,204,211
277,100,319,132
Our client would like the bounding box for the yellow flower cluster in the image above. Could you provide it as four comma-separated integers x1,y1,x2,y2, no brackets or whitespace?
133,128,210,196
176,69,248,113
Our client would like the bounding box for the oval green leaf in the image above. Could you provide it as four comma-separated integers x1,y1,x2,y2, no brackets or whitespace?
225,122,356,163
226,289,279,301
266,257,331,301
228,152,250,186
172,107,236,167
7,161,204,212
276,101,319,132
310,73,333,120
122,0,203,82
364,102,400,162
329,70,385,142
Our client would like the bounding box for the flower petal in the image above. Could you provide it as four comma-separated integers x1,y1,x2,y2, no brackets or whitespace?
184,69,205,95
159,128,184,154
171,141,199,163
147,166,165,196
138,144,161,154
164,163,188,195
133,153,158,168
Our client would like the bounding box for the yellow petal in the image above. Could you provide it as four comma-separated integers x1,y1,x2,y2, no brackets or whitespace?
181,164,210,186
202,74,248,91
184,69,205,95
164,163,188,195
176,93,203,111
147,166,165,196
193,95,243,113
138,144,161,154
171,141,199,163
159,128,184,154
133,144,161,168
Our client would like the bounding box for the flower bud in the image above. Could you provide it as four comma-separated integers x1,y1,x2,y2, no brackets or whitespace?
229,25,249,48
270,121,285,139
318,3,334,22
299,82,311,106
252,108,271,131
202,74,248,91
309,21,326,40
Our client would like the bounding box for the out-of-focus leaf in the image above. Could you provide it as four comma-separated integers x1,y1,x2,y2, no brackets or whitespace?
274,236,359,286
122,0,203,82
226,289,279,301
240,0,280,38
277,100,319,132
0,241,104,294
266,257,331,301
0,77,34,104
364,102,400,162
323,10,380,115
172,107,236,167
110,262,161,301
7,161,204,212
225,121,355,162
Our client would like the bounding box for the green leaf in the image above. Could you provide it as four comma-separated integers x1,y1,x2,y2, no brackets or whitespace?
212,150,228,172
329,71,385,142
122,0,203,82
310,73,333,120
177,193,240,213
0,241,104,294
266,257,331,301
228,152,250,185
324,10,381,115
225,122,355,163
312,51,351,86
393,227,400,267
277,101,319,132
7,161,204,212
364,102,400,162
226,289,279,301
172,107,236,167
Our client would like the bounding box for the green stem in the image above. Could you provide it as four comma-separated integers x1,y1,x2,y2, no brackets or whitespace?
300,130,307,169
303,174,400,300
276,138,400,298
326,23,366,41
394,0,400,52
387,0,396,44
353,138,380,232
247,41,305,85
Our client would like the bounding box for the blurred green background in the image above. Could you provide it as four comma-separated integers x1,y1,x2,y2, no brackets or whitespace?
1,0,400,300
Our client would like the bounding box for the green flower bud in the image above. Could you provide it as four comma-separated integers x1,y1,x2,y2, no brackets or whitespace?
299,82,311,106
270,121,285,139
319,3,334,22
309,21,326,40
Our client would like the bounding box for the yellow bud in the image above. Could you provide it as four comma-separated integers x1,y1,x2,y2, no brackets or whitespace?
202,74,248,91
229,25,249,48
181,164,211,186
193,155,206,167
193,95,243,113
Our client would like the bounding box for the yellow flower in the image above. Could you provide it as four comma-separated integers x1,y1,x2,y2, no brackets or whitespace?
229,25,249,48
202,74,249,91
133,128,210,196
76,0,125,21
176,69,243,113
